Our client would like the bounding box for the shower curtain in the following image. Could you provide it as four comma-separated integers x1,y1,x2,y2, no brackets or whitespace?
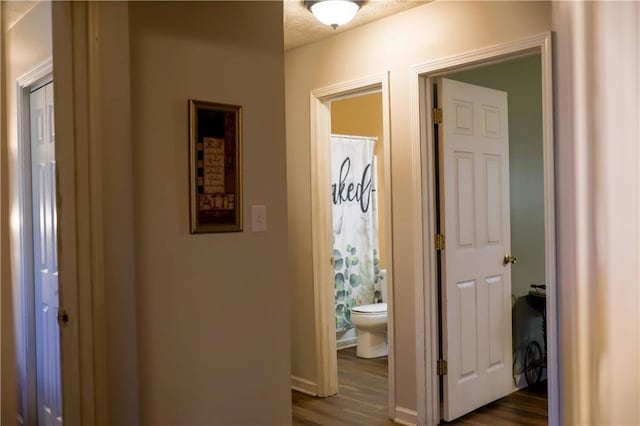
331,134,380,332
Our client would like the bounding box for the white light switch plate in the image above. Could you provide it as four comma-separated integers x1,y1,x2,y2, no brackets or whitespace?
251,205,267,232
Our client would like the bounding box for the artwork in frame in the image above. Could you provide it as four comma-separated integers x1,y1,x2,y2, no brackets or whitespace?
189,99,243,233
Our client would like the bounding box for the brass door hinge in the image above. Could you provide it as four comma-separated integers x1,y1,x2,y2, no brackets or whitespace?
432,108,443,124
57,309,69,327
437,359,448,376
435,234,445,251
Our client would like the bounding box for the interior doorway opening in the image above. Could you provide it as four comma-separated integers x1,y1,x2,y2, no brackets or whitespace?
331,91,389,417
443,54,549,392
412,33,557,426
305,72,398,420
16,61,63,426
435,54,548,423
331,92,387,351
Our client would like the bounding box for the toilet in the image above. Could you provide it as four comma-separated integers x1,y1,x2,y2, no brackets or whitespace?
351,270,388,358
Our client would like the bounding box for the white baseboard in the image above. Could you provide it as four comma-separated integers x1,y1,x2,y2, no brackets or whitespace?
336,328,358,350
336,336,358,350
291,375,317,396
514,368,548,390
514,372,527,389
394,406,418,426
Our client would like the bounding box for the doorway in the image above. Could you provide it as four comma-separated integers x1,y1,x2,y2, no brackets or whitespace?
443,55,549,393
308,73,397,419
17,64,63,425
331,92,386,350
436,54,548,422
331,92,389,416
412,33,557,426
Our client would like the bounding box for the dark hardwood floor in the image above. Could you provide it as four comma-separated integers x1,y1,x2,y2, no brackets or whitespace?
292,347,394,426
292,347,548,426
441,381,548,426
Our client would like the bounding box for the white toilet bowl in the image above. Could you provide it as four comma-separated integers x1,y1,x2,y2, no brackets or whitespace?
351,303,388,358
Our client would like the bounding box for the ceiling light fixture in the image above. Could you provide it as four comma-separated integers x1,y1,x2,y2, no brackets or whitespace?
304,0,361,30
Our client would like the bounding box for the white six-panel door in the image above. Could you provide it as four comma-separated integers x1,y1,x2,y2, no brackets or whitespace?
30,81,63,426
439,78,514,421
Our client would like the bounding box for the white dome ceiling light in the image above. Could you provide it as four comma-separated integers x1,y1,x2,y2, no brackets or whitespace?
304,0,362,29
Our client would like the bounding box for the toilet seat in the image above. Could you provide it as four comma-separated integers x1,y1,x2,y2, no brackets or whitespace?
352,303,387,314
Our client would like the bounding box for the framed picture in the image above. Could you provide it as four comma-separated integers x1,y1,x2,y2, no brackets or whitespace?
189,99,243,233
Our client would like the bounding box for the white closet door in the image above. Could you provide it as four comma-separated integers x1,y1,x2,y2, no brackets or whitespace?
31,81,62,426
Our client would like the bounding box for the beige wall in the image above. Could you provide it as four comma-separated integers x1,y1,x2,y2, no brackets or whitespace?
1,2,52,423
331,93,387,268
129,2,290,424
95,3,139,423
4,2,291,423
553,2,640,424
286,0,551,413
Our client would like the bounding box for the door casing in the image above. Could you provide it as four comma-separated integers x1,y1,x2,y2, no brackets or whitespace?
410,32,557,426
309,72,396,418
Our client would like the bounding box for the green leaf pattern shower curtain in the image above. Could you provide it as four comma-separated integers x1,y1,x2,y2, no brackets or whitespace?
331,135,380,331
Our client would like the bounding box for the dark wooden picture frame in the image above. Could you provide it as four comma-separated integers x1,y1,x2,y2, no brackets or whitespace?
189,99,243,233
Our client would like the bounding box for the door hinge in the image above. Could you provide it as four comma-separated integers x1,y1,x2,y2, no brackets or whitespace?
435,234,445,251
57,309,69,327
432,108,443,124
330,256,335,267
437,359,448,376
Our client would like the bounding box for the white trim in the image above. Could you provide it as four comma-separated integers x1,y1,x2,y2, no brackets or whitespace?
514,373,527,390
394,406,418,426
380,72,396,421
311,74,384,99
410,32,558,426
16,58,53,88
410,56,440,426
309,72,396,417
539,32,559,425
410,33,550,77
86,4,109,422
51,2,111,423
514,369,548,390
336,336,358,350
309,91,338,397
51,3,90,423
291,376,318,396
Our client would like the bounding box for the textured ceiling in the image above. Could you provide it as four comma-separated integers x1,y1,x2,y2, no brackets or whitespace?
284,0,429,51
3,1,427,51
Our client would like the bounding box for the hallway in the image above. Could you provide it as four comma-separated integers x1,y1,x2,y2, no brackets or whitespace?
292,347,393,425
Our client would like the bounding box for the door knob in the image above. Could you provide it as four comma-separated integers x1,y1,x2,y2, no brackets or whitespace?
503,254,517,266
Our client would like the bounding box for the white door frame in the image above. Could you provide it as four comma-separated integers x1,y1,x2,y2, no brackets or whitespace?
51,2,108,423
16,58,54,426
309,72,397,418
410,32,557,426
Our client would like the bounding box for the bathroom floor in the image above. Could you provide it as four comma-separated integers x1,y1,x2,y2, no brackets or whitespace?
292,347,394,425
